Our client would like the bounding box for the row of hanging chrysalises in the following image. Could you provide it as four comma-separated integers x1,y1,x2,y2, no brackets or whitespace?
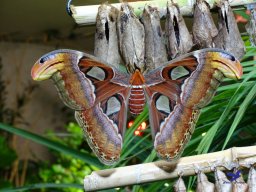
174,166,256,192
94,0,245,73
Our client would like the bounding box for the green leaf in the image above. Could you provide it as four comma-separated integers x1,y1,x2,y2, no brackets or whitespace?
0,183,83,192
196,64,256,154
222,82,256,149
0,123,103,168
0,136,17,168
234,10,250,20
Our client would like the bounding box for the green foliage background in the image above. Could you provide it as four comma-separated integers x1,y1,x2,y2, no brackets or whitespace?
0,41,256,191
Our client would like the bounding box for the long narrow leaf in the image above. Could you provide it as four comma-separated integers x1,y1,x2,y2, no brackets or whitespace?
0,123,103,168
123,106,149,150
222,82,256,149
0,183,83,192
196,70,256,154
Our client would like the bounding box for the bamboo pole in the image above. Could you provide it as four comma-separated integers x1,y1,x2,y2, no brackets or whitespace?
70,0,255,25
84,146,256,191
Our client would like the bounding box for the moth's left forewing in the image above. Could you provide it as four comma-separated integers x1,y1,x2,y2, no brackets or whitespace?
32,50,131,165
78,56,130,138
159,50,231,109
178,52,223,109
78,56,130,105
144,55,199,111
144,49,239,161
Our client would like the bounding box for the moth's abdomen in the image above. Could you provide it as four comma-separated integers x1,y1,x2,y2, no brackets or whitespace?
129,87,145,115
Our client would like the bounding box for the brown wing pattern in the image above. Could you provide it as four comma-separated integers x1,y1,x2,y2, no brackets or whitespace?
75,56,131,164
31,48,242,164
77,58,130,164
78,57,130,106
31,49,130,165
75,92,128,165
144,49,242,161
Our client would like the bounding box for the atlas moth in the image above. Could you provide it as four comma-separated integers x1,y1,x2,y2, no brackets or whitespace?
31,48,242,165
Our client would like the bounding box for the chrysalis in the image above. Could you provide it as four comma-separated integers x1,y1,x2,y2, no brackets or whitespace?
247,166,256,192
192,0,218,48
196,171,215,192
165,1,193,59
213,0,245,60
141,4,167,71
94,3,121,67
117,3,145,73
245,4,256,46
232,169,248,192
214,169,232,192
174,176,186,192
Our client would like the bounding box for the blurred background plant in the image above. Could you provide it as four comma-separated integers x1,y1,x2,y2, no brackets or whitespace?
38,123,94,192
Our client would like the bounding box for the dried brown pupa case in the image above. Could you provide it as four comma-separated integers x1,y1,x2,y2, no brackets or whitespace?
232,169,248,192
94,3,121,67
196,171,215,192
214,169,232,192
165,1,193,59
246,7,256,46
117,3,145,73
248,166,256,192
213,0,245,60
141,4,167,71
174,176,186,192
192,0,218,48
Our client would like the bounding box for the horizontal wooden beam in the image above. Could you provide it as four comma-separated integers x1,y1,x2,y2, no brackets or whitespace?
84,146,256,191
70,0,255,25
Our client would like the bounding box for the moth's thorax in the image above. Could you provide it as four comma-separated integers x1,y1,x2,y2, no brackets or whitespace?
129,70,146,115
129,70,145,85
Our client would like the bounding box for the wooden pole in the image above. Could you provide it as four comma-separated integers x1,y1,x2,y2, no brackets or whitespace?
84,146,256,191
70,0,255,25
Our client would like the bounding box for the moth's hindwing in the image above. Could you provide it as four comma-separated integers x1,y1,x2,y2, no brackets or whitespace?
75,57,130,165
147,91,200,160
153,103,200,160
76,92,128,165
